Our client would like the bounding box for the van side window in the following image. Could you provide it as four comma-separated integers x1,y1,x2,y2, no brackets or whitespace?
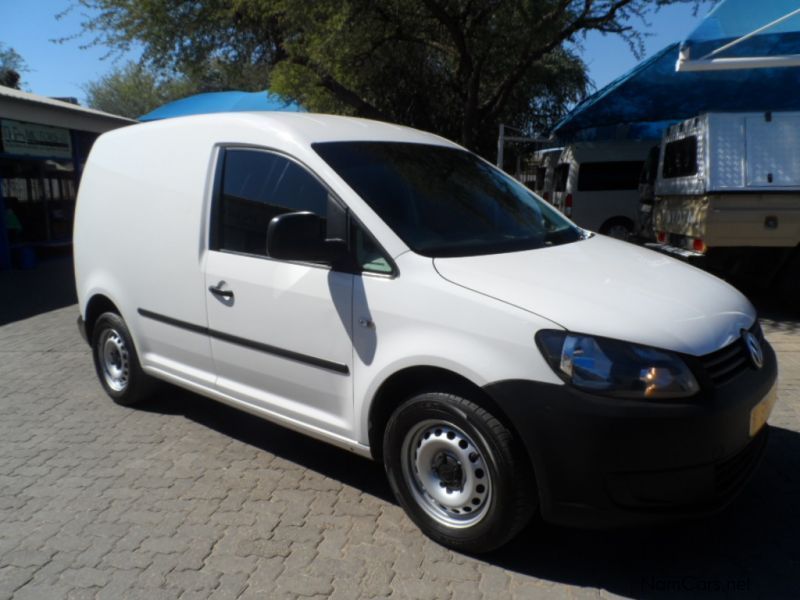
215,149,329,256
554,164,570,191
577,161,644,192
662,137,698,179
352,224,393,274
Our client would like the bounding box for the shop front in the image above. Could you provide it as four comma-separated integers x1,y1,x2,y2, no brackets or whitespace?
0,86,133,270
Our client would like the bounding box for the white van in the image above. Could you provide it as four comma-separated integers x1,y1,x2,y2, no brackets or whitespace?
551,141,653,239
74,113,777,552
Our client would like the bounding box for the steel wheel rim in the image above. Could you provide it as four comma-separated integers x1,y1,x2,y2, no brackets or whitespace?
400,419,492,528
100,328,130,392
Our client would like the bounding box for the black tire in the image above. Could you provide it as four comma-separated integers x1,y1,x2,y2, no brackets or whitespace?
383,392,536,553
600,217,634,241
91,311,156,406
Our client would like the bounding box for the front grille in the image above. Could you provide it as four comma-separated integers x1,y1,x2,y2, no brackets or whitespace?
715,427,768,501
698,322,763,387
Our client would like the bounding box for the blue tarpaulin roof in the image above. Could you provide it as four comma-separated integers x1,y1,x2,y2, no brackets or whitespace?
138,90,304,122
553,36,800,141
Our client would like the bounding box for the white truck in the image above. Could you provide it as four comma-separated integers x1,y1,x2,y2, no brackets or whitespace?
651,112,800,291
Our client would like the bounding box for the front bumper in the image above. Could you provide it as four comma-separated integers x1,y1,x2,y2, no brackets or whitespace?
484,339,777,528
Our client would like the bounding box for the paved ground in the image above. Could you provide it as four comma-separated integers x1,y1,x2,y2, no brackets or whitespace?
1,267,800,598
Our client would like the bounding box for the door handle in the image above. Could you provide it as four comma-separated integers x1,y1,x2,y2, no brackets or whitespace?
208,284,234,299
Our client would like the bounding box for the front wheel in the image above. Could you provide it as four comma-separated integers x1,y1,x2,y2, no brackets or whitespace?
383,393,536,553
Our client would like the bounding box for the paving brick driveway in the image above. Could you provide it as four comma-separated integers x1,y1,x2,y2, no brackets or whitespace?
1,304,799,599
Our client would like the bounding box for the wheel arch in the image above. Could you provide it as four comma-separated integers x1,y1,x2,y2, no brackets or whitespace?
366,365,526,464
84,294,122,342
600,215,634,235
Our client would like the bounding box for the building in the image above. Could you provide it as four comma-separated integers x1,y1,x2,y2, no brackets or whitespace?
0,85,134,270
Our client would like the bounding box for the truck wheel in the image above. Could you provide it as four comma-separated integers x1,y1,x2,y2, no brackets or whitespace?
383,392,536,553
91,312,155,406
601,218,633,241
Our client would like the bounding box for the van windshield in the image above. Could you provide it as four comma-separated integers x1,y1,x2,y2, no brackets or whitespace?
313,142,584,258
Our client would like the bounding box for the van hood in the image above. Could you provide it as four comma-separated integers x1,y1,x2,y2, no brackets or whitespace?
433,235,755,357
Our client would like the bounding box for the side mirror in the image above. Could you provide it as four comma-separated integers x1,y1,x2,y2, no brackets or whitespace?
266,211,348,264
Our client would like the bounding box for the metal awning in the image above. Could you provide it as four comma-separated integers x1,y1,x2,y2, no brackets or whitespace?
677,0,800,72
552,41,800,142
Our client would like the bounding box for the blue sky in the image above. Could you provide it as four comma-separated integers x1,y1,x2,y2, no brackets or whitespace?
1,0,711,105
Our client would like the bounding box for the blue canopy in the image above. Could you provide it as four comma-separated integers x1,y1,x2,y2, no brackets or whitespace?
139,90,304,122
552,40,800,142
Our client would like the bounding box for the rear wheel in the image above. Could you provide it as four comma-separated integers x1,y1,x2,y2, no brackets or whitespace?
383,392,536,553
91,312,156,406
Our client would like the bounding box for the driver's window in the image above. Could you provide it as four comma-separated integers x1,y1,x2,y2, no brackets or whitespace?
215,149,329,256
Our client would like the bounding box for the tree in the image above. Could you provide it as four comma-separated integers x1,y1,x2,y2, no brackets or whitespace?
68,0,708,154
84,62,200,118
0,44,27,90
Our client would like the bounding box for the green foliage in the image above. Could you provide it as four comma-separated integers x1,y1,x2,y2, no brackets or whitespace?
0,44,27,89
84,62,199,118
69,0,708,153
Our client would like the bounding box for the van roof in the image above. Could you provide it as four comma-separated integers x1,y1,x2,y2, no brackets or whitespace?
114,111,461,149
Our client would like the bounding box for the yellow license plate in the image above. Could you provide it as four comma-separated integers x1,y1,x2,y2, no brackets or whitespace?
750,382,778,437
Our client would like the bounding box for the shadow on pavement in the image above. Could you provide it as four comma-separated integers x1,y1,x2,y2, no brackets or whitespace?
749,291,800,333
142,385,800,596
0,254,77,325
140,386,394,503
487,426,800,597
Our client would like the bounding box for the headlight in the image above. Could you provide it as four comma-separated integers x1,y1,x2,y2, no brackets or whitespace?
536,330,699,399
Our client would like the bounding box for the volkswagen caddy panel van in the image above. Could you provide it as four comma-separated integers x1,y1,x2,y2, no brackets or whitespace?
74,113,778,552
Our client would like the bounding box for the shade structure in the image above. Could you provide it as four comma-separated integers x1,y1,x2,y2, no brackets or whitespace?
552,41,800,142
678,0,800,71
138,90,304,122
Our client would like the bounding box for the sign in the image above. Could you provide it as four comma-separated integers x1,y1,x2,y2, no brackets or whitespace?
0,119,73,159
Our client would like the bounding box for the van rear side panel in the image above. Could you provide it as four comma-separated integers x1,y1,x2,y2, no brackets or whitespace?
73,120,219,379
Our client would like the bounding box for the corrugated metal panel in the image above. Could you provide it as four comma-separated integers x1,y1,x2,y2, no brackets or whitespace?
708,113,746,190
745,114,800,187
655,115,707,196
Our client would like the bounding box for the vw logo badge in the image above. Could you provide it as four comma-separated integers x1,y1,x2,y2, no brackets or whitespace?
743,330,764,369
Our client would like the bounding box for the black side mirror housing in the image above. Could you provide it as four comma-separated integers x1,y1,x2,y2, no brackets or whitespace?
266,211,348,265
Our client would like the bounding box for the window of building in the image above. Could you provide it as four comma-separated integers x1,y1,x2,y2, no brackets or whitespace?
216,149,329,256
662,137,698,179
